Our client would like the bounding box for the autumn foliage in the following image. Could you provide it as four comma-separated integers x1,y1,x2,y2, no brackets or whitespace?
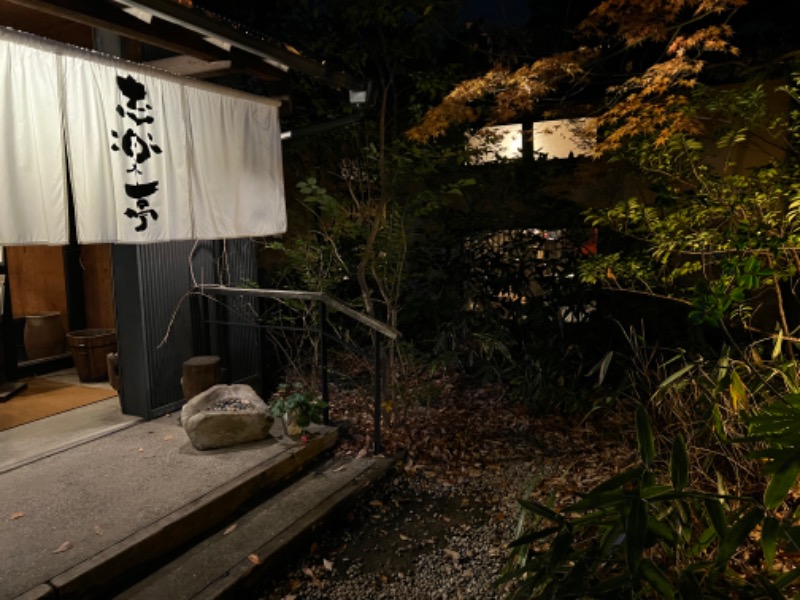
407,0,748,152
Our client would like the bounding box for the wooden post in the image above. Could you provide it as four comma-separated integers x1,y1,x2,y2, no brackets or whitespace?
319,301,330,424
181,355,221,400
373,334,382,455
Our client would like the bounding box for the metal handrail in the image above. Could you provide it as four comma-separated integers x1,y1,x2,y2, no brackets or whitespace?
196,284,399,453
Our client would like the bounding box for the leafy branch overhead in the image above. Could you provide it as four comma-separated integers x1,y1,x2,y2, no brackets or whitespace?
408,0,747,151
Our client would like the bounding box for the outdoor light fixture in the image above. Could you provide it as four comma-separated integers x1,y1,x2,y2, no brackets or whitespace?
282,86,369,140
349,89,368,105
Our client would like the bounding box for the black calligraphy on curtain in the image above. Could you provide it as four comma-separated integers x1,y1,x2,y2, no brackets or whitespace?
110,75,162,233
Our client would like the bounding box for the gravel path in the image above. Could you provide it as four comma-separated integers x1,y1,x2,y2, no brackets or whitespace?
253,370,624,600
258,457,539,600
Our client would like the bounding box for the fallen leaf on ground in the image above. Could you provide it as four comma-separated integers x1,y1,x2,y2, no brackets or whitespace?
302,566,323,588
323,558,333,571
369,499,383,507
248,554,261,565
333,465,346,472
9,511,24,520
137,447,144,453
356,448,368,459
444,548,461,561
223,524,237,536
399,533,411,541
94,525,104,535
54,541,73,553
288,579,302,591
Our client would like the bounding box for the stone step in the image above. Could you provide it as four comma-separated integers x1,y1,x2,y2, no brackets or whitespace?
114,455,395,600
13,425,340,600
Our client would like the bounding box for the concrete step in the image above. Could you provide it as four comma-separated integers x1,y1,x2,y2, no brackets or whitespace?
114,455,395,600
10,424,340,600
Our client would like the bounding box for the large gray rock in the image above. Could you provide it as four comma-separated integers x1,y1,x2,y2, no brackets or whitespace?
181,384,274,450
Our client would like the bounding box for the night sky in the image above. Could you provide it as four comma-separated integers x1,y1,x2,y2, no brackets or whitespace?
461,0,530,26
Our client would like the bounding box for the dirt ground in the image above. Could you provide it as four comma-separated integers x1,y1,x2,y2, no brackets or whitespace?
255,366,636,599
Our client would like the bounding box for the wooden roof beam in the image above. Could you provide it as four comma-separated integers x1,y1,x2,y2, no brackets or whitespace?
122,0,365,91
228,47,284,81
5,0,229,61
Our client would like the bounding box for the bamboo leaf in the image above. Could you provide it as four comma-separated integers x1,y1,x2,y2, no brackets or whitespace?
636,406,655,467
589,466,644,494
587,350,614,387
764,452,800,510
647,517,677,544
570,489,628,512
761,517,780,568
640,559,675,600
509,526,562,547
711,405,727,441
518,499,565,524
772,329,784,360
774,566,800,590
716,507,763,567
626,498,647,572
670,434,689,490
641,485,673,499
729,370,748,412
657,363,696,391
704,498,727,538
548,529,574,566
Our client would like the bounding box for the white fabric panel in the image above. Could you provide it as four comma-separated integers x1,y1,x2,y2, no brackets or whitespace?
63,57,192,243
1,27,285,245
186,88,286,239
0,30,67,245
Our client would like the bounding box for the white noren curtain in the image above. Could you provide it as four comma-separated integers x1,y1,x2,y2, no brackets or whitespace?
64,56,193,243
0,27,285,246
187,89,286,240
0,30,68,245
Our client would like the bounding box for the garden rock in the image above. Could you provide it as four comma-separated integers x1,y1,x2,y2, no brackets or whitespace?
181,384,274,450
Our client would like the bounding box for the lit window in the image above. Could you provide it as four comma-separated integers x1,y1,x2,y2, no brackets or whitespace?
533,118,595,159
466,124,523,164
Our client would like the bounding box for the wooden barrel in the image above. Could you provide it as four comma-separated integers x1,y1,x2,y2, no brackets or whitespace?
24,312,66,360
67,329,117,382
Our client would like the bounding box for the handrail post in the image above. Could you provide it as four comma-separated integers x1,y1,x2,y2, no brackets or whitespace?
373,333,383,454
319,300,330,424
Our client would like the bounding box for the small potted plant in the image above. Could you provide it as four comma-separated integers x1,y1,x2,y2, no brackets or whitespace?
269,382,327,436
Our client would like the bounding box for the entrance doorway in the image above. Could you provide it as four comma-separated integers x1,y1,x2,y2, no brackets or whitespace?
1,243,115,379
0,241,122,463
0,367,139,473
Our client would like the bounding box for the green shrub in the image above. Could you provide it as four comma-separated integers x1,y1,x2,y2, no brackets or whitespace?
502,403,800,599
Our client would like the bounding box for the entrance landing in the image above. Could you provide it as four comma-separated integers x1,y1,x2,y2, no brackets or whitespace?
0,415,343,599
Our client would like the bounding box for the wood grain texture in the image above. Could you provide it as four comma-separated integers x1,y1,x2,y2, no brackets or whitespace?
6,246,68,332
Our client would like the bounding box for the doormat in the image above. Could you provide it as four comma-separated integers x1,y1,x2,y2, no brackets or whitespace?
0,378,117,432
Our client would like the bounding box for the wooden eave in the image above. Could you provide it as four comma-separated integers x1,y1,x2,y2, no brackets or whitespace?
125,0,361,89
2,0,363,89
